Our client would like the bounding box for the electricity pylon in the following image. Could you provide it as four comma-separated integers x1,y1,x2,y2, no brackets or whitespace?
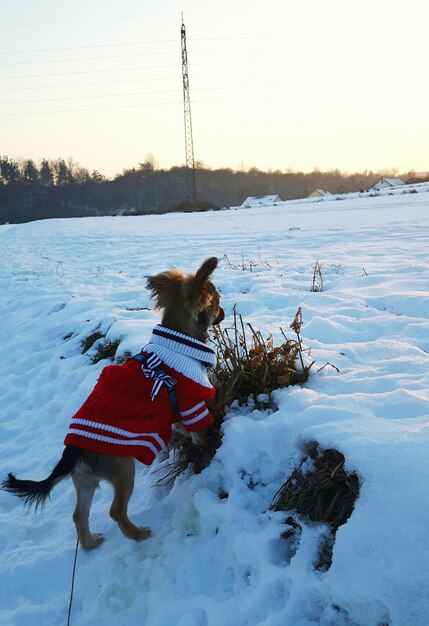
181,15,197,207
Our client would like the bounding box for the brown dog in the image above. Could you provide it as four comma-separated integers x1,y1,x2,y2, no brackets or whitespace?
2,257,224,550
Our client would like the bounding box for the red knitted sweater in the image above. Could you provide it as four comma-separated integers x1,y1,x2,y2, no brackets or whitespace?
64,355,215,465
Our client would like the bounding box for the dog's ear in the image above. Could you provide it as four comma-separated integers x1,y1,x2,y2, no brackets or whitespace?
182,257,219,313
195,257,218,282
146,269,183,310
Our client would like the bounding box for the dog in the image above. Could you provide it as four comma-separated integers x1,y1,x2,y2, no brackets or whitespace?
2,257,224,550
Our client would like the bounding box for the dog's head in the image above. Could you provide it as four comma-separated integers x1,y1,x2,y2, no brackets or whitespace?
146,257,224,342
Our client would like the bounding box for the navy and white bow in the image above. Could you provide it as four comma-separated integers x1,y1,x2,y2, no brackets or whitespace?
138,352,177,402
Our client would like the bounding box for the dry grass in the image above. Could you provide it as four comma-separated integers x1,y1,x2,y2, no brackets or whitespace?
89,339,122,364
157,308,314,483
80,329,104,354
210,307,313,414
80,329,125,365
271,445,359,530
311,260,324,292
271,444,360,569
222,252,273,272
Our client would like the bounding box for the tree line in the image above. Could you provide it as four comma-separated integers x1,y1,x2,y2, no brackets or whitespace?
0,155,422,224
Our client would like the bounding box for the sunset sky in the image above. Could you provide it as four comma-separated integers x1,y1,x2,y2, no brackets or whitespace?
1,0,428,177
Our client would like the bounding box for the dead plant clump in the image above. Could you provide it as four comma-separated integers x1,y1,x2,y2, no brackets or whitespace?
222,252,273,272
271,444,360,570
160,308,314,482
80,329,104,354
80,329,129,365
90,339,122,364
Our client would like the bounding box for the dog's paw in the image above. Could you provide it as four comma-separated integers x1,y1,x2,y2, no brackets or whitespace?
81,533,105,551
135,526,152,541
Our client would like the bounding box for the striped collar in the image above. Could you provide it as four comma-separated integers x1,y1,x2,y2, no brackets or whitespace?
141,325,216,388
149,325,216,367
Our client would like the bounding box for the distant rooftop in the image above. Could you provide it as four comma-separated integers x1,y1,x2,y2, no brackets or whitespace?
242,194,282,207
368,177,405,190
307,189,335,198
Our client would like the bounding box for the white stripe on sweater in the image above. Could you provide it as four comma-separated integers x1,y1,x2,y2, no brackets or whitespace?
179,401,206,417
181,408,209,426
69,418,166,450
69,429,164,455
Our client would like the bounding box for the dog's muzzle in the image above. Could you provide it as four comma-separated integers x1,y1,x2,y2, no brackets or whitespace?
213,307,225,325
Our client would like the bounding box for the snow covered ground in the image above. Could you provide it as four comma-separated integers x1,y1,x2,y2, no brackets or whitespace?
0,191,428,626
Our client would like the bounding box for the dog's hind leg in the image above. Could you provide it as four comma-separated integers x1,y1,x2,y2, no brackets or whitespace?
72,465,104,551
109,457,151,542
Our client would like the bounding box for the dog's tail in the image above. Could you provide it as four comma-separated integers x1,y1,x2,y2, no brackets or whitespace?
1,445,81,511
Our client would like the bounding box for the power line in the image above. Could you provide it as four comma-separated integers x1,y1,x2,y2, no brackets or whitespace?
8,72,422,106
0,87,426,118
1,65,425,93
0,4,401,29
189,31,425,43
1,39,177,55
2,29,424,55
2,76,426,106
1,57,425,82
0,64,181,80
0,99,183,117
0,76,180,92
0,51,178,67
1,76,179,92
1,87,182,105
2,40,425,68
0,12,180,29
0,47,292,69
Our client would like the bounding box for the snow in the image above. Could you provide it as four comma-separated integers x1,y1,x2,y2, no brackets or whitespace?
1,191,429,626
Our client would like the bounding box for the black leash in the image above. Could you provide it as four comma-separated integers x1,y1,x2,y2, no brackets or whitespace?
67,538,80,626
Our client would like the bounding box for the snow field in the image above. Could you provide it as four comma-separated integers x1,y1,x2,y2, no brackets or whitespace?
0,191,429,625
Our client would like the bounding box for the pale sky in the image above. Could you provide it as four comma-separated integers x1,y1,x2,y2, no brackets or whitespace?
1,0,428,177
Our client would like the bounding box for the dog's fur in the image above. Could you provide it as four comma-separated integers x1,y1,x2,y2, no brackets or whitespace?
2,257,224,550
